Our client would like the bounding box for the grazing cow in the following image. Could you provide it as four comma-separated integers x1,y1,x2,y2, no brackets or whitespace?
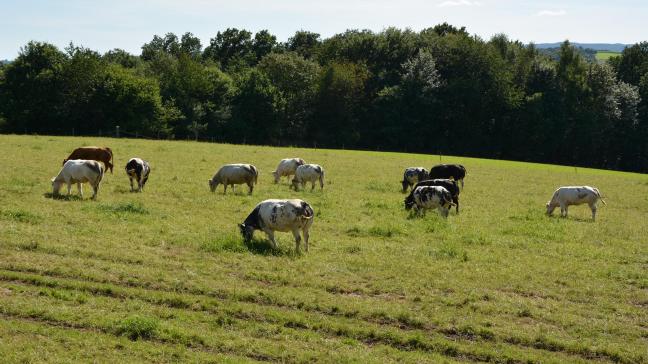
125,158,151,192
410,185,456,218
401,167,430,192
546,186,607,221
209,164,258,194
272,158,306,184
239,199,314,252
429,164,466,188
291,164,324,191
64,146,113,173
51,159,104,200
405,179,461,213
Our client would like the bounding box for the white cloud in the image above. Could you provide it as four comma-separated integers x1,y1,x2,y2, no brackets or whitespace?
438,0,482,8
536,10,567,16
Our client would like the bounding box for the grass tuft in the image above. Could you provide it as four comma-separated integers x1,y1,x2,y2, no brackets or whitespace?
98,201,149,215
115,315,159,341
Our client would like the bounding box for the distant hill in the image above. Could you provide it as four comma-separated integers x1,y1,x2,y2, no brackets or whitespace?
0,59,10,66
534,43,628,52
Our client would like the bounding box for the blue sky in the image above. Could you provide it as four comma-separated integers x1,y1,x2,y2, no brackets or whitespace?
1,0,645,59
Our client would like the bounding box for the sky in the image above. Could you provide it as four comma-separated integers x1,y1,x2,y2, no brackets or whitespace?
1,0,646,60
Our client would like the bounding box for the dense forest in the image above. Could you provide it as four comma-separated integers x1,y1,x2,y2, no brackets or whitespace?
1,24,647,172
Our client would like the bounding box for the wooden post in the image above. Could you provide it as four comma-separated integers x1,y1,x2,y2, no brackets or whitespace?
116,126,120,138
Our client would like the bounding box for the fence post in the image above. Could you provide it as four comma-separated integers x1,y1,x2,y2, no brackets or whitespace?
135,131,138,139
116,126,120,138
72,128,75,136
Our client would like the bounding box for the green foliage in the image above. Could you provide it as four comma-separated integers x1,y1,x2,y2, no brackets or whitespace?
1,27,648,172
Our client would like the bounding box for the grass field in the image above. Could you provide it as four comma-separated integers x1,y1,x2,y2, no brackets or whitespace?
0,134,647,363
596,51,622,62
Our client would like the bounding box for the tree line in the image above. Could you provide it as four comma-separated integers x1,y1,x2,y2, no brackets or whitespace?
1,24,647,172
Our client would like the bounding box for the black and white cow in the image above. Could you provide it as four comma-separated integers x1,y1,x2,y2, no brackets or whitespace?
291,164,324,191
546,186,606,221
429,164,467,188
401,167,429,192
125,158,150,192
239,199,314,252
209,164,258,194
410,185,456,218
404,179,460,213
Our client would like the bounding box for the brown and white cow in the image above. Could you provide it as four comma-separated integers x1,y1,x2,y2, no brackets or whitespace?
64,146,114,173
209,164,258,194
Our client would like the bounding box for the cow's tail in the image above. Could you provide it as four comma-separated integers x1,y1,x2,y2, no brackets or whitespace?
319,169,325,187
593,188,607,205
250,165,258,185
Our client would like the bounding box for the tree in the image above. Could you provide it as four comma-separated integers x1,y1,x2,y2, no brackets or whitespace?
258,52,320,141
229,69,284,144
103,49,140,68
141,33,181,61
203,28,254,69
0,41,67,133
287,31,321,59
252,30,277,62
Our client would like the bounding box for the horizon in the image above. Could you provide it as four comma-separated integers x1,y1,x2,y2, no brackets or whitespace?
1,0,646,60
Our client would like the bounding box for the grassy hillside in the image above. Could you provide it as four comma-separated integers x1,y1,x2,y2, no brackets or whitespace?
596,51,622,62
0,134,646,363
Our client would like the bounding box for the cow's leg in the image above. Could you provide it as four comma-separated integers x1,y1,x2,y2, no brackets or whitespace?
66,182,72,196
142,175,149,189
292,229,302,252
311,181,315,191
301,182,306,190
78,183,83,198
560,203,566,217
590,202,597,221
303,226,310,252
264,229,277,249
129,177,134,192
223,184,227,195
455,197,460,214
248,182,253,194
91,182,98,200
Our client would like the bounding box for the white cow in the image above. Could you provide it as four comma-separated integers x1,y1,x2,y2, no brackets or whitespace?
51,159,104,200
411,185,456,218
546,186,606,221
272,158,305,184
240,199,314,252
209,164,258,194
291,164,324,191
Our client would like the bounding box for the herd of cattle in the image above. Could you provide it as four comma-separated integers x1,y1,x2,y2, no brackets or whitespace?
50,146,607,252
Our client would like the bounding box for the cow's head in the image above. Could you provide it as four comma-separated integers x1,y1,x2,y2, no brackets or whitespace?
546,202,557,216
404,195,415,210
239,223,254,242
208,179,218,192
271,171,280,184
51,178,61,196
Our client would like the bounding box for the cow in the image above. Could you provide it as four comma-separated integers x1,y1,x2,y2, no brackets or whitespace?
51,159,104,200
429,164,466,188
272,158,306,184
239,199,314,252
291,164,324,191
401,167,430,192
546,186,607,221
64,146,113,174
209,164,258,194
125,158,150,192
404,179,461,213
410,185,456,218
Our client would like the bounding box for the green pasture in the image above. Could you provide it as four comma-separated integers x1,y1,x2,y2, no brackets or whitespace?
0,134,646,363
596,51,621,62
